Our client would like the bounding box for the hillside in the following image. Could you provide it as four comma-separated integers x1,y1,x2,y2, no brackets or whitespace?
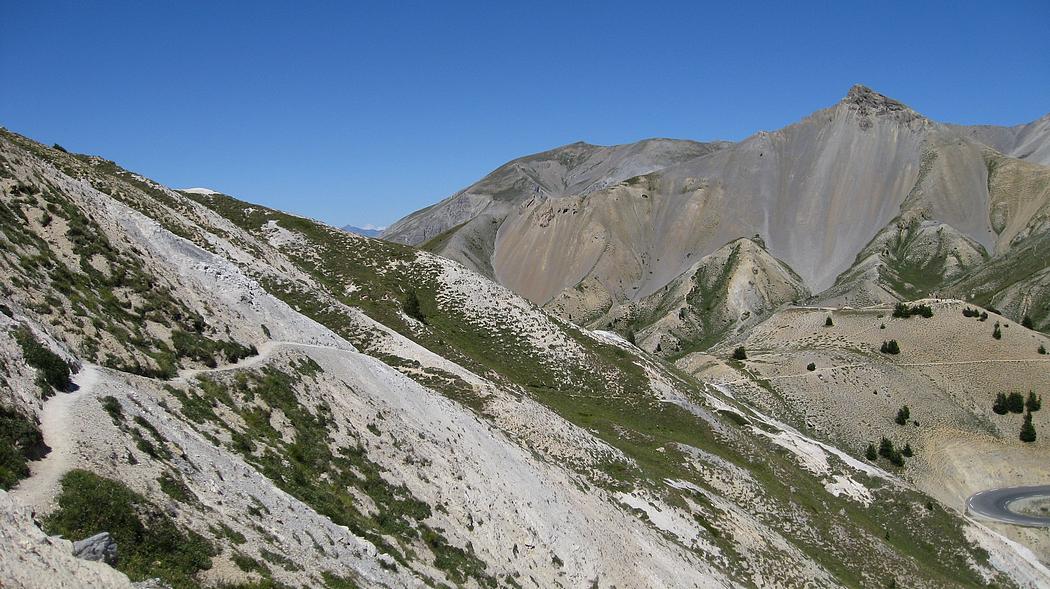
3,128,1047,587
387,86,1050,351
678,299,1050,562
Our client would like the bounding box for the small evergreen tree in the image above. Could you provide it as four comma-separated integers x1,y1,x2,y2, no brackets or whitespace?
1020,411,1037,443
1007,392,1026,414
1022,315,1034,329
403,290,426,323
1026,391,1042,413
1039,344,1047,355
895,406,910,425
732,347,747,361
825,316,834,327
878,437,895,459
901,443,914,457
993,323,1002,340
992,393,1008,415
892,303,910,318
979,311,988,321
807,362,816,371
880,340,900,355
865,443,877,461
625,329,636,345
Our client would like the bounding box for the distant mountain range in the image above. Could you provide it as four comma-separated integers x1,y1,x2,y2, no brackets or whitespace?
386,85,1050,353
340,224,384,237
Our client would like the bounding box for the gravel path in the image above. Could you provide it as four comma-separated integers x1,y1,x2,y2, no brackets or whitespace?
10,365,100,511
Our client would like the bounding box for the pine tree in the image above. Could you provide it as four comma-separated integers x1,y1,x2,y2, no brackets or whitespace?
895,406,910,425
993,323,1002,340
1039,344,1047,355
1007,392,1026,414
1020,411,1037,443
901,444,914,457
825,316,834,327
865,443,877,461
1026,391,1042,413
625,329,636,345
1022,315,1034,329
878,437,894,459
992,393,1008,415
403,290,425,323
807,362,816,371
880,340,900,355
732,347,747,361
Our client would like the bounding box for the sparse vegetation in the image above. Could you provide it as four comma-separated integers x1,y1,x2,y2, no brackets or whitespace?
44,470,215,588
892,303,933,319
0,406,45,489
877,437,905,467
14,326,73,394
403,290,426,323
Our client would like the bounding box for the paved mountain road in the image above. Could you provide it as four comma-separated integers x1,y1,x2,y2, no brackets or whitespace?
967,486,1050,527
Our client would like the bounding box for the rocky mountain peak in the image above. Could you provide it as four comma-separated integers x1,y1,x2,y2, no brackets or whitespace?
843,84,913,115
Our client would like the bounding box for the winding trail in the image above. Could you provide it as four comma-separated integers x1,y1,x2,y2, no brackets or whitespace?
715,358,1050,385
967,486,1050,527
10,340,343,512
10,365,100,511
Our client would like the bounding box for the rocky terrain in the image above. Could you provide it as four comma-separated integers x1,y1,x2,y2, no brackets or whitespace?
2,84,1050,589
387,85,1050,344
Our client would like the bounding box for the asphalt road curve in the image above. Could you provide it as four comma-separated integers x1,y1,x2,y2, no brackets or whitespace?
967,485,1050,527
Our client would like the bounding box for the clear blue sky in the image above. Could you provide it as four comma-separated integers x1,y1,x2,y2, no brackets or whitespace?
3,1,1048,228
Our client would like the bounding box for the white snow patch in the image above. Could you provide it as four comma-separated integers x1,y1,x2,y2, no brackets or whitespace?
179,187,220,195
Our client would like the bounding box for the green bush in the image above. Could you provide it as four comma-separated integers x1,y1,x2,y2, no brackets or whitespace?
895,406,910,426
807,362,816,371
1039,344,1046,355
732,347,747,361
901,444,914,457
992,393,1008,415
865,444,877,461
825,316,833,327
44,470,214,588
0,406,45,489
403,290,426,324
1022,316,1034,329
892,303,933,319
880,340,900,355
14,327,73,392
1007,392,1025,414
993,323,1002,340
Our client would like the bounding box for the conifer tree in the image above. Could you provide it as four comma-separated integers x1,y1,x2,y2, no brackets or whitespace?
1020,411,1037,443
